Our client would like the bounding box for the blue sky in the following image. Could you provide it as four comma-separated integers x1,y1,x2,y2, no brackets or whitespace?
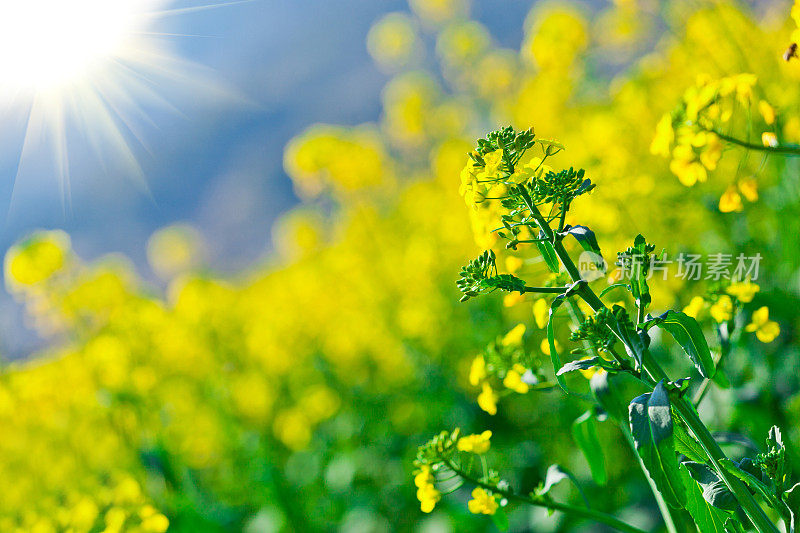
0,0,531,356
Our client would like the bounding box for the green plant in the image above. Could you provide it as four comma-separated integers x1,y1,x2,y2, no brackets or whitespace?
415,126,795,532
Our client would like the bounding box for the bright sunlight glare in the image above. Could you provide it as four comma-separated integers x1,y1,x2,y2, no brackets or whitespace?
0,0,240,218
0,0,156,92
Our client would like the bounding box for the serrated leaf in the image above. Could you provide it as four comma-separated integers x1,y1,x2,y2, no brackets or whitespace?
629,381,686,508
646,310,715,378
680,464,733,533
572,411,607,485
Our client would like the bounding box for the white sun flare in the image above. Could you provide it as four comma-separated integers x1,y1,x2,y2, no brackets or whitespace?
0,0,156,92
0,0,239,215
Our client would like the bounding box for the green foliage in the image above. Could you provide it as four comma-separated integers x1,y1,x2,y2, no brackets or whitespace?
532,167,593,205
644,310,716,378
628,381,687,508
572,411,607,486
456,249,526,301
570,307,618,354
618,234,656,313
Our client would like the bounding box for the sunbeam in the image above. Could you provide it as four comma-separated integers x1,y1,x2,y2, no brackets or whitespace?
0,0,242,218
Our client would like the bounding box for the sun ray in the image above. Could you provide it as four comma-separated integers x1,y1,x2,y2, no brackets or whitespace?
0,0,244,221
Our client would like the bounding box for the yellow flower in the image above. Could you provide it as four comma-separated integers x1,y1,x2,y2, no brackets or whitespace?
479,149,503,179
505,256,523,273
414,465,433,488
540,338,561,356
477,382,498,415
459,159,479,205
699,134,722,170
6,231,70,287
738,178,758,202
746,307,780,343
503,364,529,394
577,357,600,380
670,144,707,186
650,115,674,157
719,185,743,213
469,355,487,387
366,13,418,69
710,295,734,323
140,511,169,533
719,73,756,104
415,465,441,513
533,298,549,329
683,296,705,318
457,430,492,454
503,292,525,307
785,116,800,142
726,280,760,303
761,132,778,148
501,324,526,346
467,487,499,515
759,100,776,125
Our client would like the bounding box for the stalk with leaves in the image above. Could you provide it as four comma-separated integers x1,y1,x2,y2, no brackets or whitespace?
414,126,796,533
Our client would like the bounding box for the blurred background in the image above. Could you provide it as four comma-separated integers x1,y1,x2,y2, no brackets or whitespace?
1,0,799,532
0,0,533,356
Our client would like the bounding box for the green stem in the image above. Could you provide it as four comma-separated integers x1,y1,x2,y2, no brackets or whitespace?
522,286,567,294
521,194,780,533
711,129,800,156
443,459,647,533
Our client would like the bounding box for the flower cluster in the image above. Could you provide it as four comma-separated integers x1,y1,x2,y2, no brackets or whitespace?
651,73,782,213
414,429,501,517
682,278,779,343
467,323,545,415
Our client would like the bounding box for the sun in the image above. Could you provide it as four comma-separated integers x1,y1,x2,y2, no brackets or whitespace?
0,0,240,216
0,0,160,93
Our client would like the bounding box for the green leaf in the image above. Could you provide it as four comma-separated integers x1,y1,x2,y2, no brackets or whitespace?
620,234,653,311
589,370,648,422
723,458,782,517
490,506,509,531
536,464,590,508
536,231,560,273
682,462,738,511
784,482,800,533
680,464,733,533
724,517,746,533
557,357,601,376
646,310,715,378
628,381,687,508
607,306,648,367
672,413,707,463
599,282,629,298
762,425,788,493
572,411,607,485
547,296,568,392
564,225,602,258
